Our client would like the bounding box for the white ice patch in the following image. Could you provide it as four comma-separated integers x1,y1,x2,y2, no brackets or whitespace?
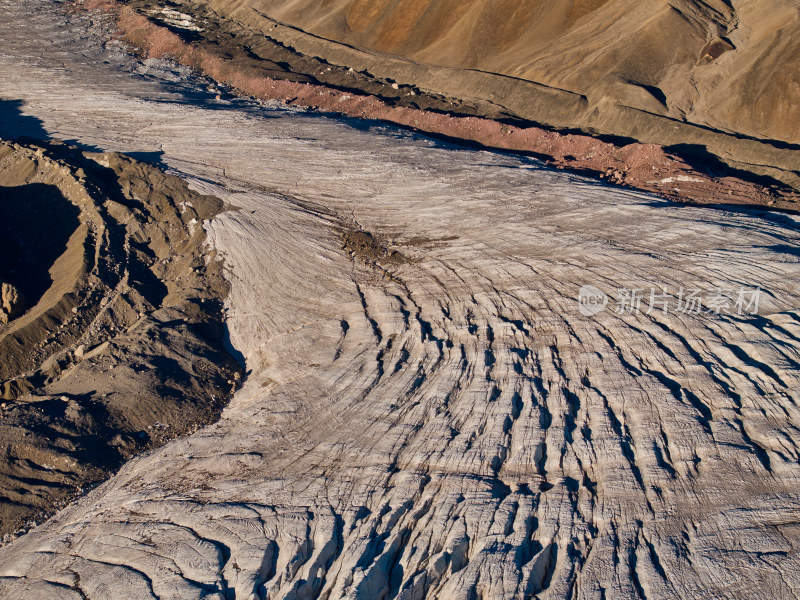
658,175,704,184
148,8,203,32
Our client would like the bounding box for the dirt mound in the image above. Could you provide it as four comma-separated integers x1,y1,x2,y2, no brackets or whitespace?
160,0,800,190
0,139,243,539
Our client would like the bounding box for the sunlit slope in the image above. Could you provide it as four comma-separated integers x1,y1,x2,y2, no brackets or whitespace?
206,0,800,184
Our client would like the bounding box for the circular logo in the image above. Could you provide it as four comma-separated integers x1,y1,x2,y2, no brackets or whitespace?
578,285,608,316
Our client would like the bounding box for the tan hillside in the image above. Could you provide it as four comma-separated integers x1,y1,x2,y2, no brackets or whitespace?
204,0,800,184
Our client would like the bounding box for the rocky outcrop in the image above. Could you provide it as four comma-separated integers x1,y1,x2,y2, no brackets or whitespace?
0,281,25,324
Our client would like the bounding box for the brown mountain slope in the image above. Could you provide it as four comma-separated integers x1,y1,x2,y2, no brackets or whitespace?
198,0,800,187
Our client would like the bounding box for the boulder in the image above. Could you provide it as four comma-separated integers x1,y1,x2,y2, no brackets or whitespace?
0,281,25,324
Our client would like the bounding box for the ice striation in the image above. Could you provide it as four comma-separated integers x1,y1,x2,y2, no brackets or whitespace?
1,1,800,598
